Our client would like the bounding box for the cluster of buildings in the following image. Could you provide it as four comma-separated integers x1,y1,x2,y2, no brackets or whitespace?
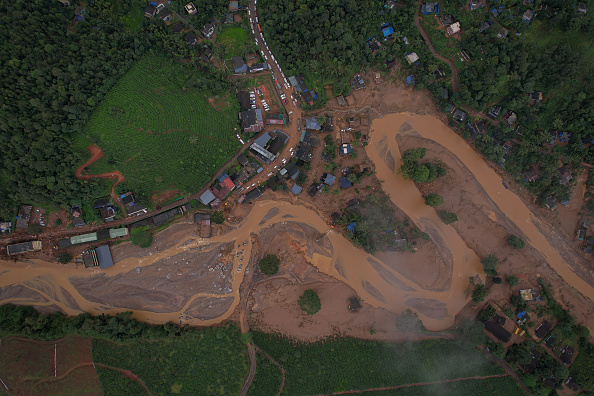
288,75,318,106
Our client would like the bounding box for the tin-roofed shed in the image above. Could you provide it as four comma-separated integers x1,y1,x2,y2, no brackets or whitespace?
71,233,98,245
95,245,114,269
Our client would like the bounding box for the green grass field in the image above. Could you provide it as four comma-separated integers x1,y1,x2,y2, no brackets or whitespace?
252,332,506,395
92,327,248,395
75,54,240,197
217,25,250,59
95,367,147,396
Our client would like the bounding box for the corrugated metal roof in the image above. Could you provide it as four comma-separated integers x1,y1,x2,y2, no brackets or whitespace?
110,228,128,238
70,232,98,245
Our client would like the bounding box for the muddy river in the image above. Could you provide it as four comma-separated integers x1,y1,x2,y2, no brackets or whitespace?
1,113,592,331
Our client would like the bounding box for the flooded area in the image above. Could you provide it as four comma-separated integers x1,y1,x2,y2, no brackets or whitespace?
1,112,593,332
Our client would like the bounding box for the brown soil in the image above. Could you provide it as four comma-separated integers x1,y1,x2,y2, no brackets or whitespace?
151,188,181,208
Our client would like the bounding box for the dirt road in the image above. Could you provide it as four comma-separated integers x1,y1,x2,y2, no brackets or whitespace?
75,144,127,214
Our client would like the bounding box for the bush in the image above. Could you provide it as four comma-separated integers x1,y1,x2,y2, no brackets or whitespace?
211,210,224,224
507,234,525,249
424,193,443,207
492,277,503,284
395,309,425,332
472,284,488,303
505,276,519,287
298,289,321,315
481,254,498,277
258,254,280,275
54,218,62,226
510,295,526,309
57,252,72,264
438,210,458,224
130,226,153,248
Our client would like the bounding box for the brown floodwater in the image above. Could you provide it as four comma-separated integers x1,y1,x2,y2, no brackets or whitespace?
1,112,591,331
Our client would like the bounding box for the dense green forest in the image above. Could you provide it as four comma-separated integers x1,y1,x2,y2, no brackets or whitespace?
0,0,231,217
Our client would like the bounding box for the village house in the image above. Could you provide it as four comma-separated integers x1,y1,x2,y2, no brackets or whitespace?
384,0,396,9
524,167,539,182
367,38,382,52
94,199,116,222
120,192,148,217
305,117,322,131
446,22,461,35
184,33,197,46
288,75,308,93
497,27,509,39
249,63,268,73
405,52,419,65
576,2,588,14
266,113,286,125
421,2,440,14
199,189,216,205
157,7,172,23
504,111,517,126
237,91,251,111
440,14,454,26
351,75,365,90
453,109,467,123
489,105,502,118
74,6,85,21
340,143,354,155
202,20,216,38
239,108,264,133
242,188,262,204
559,166,573,185
0,221,10,234
211,173,235,201
71,205,85,227
144,4,156,18
231,56,247,74
301,90,318,105
185,2,197,14
522,9,534,22
82,245,114,269
479,20,492,33
475,120,488,134
337,96,346,106
291,184,303,195
530,91,543,103
381,24,395,39
559,131,571,143
469,0,484,10
199,46,213,61
228,0,239,12
7,240,42,255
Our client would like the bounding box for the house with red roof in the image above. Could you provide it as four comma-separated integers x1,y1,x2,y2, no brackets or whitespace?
212,173,236,200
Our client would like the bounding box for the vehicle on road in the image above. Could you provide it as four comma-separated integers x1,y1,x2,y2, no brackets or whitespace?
288,111,293,115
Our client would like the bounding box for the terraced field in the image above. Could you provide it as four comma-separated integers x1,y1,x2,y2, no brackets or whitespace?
74,54,240,197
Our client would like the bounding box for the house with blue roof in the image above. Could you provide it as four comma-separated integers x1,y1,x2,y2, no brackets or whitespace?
382,25,395,38
340,143,353,155
323,174,336,185
305,118,322,130
291,184,303,195
405,75,415,86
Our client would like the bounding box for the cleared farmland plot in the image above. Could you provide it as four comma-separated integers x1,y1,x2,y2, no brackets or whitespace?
75,54,240,196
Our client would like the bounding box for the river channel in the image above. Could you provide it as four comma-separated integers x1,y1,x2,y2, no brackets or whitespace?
0,113,592,331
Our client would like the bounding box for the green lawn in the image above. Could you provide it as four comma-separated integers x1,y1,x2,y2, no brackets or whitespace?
95,367,147,396
74,53,240,197
92,327,248,396
252,332,506,395
217,25,250,59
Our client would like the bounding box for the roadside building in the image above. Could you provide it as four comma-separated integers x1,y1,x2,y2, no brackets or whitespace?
71,205,85,227
421,2,440,14
288,75,308,93
237,91,251,112
267,137,284,156
483,320,511,342
144,4,156,17
120,192,147,217
248,63,268,73
185,2,197,14
199,189,216,205
231,56,247,74
82,245,114,269
266,113,286,125
157,7,172,23
7,240,42,255
446,22,461,35
202,21,216,38
305,118,322,131
535,320,552,339
243,188,262,204
153,207,183,226
212,173,236,200
184,33,197,47
239,108,264,133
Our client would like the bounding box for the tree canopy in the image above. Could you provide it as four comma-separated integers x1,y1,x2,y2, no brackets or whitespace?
258,254,280,276
298,289,321,315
